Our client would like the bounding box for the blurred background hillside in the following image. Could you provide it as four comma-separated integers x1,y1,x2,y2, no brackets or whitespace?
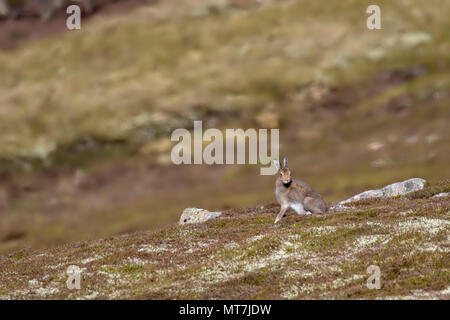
0,0,449,253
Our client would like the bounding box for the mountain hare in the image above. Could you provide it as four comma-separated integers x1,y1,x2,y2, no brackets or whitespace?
273,157,327,224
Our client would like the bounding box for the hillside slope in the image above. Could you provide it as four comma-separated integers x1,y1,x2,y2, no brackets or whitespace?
1,180,448,299
1,0,449,255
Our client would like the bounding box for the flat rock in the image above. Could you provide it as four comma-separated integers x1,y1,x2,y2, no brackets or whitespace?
338,178,427,205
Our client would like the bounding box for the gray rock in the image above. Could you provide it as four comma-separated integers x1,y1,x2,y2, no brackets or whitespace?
338,178,427,205
179,208,222,225
431,192,449,199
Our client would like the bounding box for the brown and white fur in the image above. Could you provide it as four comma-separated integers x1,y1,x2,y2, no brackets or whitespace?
274,157,327,224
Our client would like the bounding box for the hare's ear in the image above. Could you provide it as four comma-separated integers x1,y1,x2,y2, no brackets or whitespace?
283,156,288,168
273,159,281,171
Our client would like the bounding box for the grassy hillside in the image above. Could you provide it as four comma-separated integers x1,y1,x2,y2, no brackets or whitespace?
0,181,448,299
0,0,449,254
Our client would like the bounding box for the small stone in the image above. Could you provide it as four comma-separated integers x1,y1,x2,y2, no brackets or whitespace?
367,141,384,151
431,192,449,199
400,32,432,47
179,208,222,225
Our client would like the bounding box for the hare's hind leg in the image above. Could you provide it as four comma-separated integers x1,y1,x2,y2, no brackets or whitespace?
304,197,326,214
290,203,311,215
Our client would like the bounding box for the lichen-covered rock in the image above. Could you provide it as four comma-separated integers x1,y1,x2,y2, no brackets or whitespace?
179,208,222,225
338,178,427,205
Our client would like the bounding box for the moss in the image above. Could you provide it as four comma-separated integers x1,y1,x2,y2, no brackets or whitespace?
305,226,369,251
402,270,450,291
